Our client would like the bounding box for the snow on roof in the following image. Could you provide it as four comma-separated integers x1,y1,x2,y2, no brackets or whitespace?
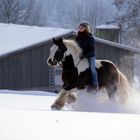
96,24,120,29
0,23,73,57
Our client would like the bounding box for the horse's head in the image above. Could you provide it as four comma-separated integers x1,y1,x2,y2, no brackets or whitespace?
47,37,67,67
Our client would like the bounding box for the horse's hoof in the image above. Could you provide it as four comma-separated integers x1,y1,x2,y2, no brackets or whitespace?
51,101,65,110
51,106,60,110
51,104,60,110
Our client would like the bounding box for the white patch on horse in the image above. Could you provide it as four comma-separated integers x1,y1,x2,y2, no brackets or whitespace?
63,39,89,74
95,60,102,69
48,44,58,61
77,59,89,74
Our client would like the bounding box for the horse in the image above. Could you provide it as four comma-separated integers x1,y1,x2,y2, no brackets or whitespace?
47,37,129,110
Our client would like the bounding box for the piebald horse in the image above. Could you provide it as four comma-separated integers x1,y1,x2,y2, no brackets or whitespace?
47,37,129,110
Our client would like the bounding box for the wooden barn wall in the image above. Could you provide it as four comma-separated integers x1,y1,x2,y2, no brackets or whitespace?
0,32,136,90
0,43,51,89
0,33,74,90
95,39,134,82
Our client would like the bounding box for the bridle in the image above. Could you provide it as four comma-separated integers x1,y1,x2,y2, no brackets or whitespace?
56,52,82,72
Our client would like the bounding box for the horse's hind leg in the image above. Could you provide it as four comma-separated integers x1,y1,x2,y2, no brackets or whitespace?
51,89,67,110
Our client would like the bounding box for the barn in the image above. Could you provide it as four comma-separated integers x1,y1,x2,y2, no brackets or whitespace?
0,23,74,92
0,23,138,92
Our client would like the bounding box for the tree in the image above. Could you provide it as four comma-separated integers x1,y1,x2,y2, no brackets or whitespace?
0,0,46,26
0,0,21,23
44,0,116,32
113,0,140,47
66,0,116,32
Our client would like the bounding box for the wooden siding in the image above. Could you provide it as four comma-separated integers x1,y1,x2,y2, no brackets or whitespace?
0,42,50,89
96,29,120,43
0,32,74,91
95,38,135,82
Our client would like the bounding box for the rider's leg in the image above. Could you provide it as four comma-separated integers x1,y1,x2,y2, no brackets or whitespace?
88,57,99,90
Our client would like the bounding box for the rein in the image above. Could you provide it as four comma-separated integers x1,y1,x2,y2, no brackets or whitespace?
58,57,81,72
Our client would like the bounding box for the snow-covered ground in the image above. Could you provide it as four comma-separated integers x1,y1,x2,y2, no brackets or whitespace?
0,89,140,140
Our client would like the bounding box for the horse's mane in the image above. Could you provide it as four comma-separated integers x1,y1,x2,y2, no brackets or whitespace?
63,39,82,55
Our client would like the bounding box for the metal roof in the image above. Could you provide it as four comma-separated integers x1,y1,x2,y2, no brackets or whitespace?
0,23,73,58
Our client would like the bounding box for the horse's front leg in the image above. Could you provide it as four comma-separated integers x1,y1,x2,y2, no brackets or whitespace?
51,89,68,110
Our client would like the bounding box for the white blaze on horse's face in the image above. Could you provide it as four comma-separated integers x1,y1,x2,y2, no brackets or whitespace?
47,44,58,67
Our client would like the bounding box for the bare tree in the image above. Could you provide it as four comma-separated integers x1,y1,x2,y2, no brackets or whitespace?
21,0,46,26
113,0,140,47
0,0,46,26
67,0,116,32
0,0,20,23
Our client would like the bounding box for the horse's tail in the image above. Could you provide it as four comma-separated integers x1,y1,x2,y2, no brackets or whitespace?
117,70,129,103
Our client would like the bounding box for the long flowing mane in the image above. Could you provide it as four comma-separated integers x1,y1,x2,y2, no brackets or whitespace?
63,39,82,56
62,39,88,74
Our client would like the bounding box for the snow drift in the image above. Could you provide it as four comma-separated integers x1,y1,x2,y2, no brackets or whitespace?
0,88,140,140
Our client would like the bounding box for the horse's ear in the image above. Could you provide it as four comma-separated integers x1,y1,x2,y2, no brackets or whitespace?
53,37,57,44
59,37,63,43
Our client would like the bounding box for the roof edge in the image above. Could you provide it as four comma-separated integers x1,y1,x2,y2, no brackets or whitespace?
0,31,74,59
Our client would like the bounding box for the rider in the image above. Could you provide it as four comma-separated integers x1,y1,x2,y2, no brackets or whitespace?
76,21,99,91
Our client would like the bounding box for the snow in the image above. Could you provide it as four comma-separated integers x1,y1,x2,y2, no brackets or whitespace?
0,23,73,58
0,89,140,140
96,24,120,29
95,37,140,53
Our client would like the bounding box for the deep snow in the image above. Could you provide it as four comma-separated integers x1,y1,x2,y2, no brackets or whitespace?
0,89,140,140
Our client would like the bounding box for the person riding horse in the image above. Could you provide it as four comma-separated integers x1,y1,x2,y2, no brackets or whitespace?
47,38,129,110
76,22,99,91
